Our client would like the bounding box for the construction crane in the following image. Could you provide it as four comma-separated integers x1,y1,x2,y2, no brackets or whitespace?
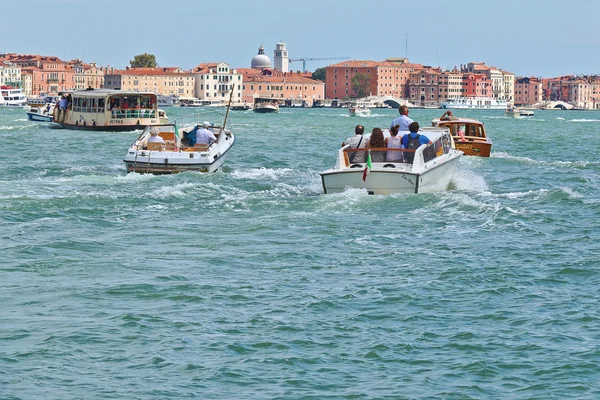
289,57,350,72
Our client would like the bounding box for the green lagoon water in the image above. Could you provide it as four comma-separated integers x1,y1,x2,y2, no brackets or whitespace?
1,106,599,399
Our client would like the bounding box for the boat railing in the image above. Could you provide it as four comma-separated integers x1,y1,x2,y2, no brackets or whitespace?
108,109,157,119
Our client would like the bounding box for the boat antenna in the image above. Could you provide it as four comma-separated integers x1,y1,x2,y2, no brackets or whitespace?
220,83,235,135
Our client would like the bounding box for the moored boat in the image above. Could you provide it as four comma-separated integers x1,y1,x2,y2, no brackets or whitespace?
50,89,167,131
0,86,27,107
441,97,508,110
432,117,492,157
320,127,462,194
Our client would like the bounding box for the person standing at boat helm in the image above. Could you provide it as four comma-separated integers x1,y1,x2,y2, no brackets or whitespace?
196,121,217,145
342,124,367,163
440,110,459,121
390,105,413,131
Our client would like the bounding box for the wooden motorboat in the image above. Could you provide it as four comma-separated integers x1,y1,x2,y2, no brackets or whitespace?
432,117,492,157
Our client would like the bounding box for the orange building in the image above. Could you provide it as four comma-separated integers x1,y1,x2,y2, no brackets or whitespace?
238,68,325,106
325,60,420,100
2,53,75,96
104,67,195,97
514,77,543,106
409,67,442,107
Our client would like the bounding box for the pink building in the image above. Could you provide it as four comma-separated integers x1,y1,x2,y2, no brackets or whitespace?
239,68,324,106
514,77,543,106
3,54,74,95
325,60,420,100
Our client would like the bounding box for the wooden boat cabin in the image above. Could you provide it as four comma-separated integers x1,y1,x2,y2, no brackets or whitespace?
432,117,492,157
53,89,166,131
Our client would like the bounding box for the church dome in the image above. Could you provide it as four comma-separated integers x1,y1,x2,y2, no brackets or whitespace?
251,45,272,69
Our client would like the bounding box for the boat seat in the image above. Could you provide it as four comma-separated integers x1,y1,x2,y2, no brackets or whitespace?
159,132,175,141
193,143,210,151
146,143,164,150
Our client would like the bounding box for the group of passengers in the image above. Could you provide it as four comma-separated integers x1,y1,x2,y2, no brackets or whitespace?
342,105,432,164
110,97,155,118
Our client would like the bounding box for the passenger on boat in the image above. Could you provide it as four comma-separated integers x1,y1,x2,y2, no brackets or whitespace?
147,127,165,144
440,110,458,121
342,125,367,163
385,124,404,162
195,121,217,145
390,105,413,131
367,128,386,162
401,122,432,164
57,95,68,123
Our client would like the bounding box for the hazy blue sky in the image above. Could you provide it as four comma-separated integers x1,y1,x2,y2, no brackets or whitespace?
3,0,598,77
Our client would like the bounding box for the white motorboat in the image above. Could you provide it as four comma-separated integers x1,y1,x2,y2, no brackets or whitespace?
25,102,55,122
505,105,535,118
253,101,279,113
349,105,371,116
0,86,27,107
321,127,462,194
123,122,235,174
157,95,179,107
441,97,508,110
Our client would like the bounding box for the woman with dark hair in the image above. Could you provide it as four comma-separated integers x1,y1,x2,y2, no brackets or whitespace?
367,127,386,162
385,124,403,162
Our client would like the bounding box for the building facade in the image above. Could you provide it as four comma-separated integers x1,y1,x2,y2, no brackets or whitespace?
409,67,441,107
104,67,195,96
239,68,324,106
514,77,543,106
0,60,22,88
191,62,243,102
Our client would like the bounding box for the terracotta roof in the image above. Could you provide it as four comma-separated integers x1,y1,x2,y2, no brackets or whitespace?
109,67,190,76
328,60,380,68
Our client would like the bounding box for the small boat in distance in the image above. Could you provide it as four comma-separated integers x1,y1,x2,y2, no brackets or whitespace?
50,89,167,131
253,99,279,113
320,127,462,194
432,117,492,157
349,105,371,117
231,103,251,111
441,97,508,110
0,86,27,107
505,104,534,118
157,95,179,107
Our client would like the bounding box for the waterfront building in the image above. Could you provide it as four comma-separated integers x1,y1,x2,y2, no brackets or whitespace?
238,68,324,106
191,62,243,103
409,67,441,107
104,67,195,97
514,77,543,106
438,69,464,101
569,79,592,109
464,62,514,101
1,54,75,96
273,42,289,73
325,60,420,100
0,60,22,88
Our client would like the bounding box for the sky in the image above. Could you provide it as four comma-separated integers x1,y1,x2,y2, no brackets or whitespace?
3,0,599,78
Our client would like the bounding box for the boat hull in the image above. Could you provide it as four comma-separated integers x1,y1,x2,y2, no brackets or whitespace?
26,112,53,122
253,106,279,113
453,139,491,157
321,156,460,195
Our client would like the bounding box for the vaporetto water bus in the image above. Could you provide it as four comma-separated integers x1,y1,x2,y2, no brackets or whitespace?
51,89,167,131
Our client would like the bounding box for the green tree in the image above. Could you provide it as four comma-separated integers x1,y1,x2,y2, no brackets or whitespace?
130,53,158,68
312,67,326,82
351,72,370,98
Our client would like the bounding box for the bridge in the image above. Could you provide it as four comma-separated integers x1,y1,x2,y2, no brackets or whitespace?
355,95,412,108
533,100,573,110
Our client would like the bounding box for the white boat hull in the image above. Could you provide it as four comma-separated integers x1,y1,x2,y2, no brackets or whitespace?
321,156,460,194
26,112,53,122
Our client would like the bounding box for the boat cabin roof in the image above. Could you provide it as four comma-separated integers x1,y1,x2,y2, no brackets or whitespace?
70,89,156,98
432,117,484,126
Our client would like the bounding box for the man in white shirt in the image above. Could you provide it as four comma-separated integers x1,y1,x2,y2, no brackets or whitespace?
342,125,367,163
196,121,217,145
390,105,413,131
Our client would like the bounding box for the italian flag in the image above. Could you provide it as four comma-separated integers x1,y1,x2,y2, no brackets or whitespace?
362,150,372,181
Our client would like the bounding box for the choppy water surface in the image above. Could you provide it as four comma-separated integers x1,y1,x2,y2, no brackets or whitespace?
1,106,599,399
